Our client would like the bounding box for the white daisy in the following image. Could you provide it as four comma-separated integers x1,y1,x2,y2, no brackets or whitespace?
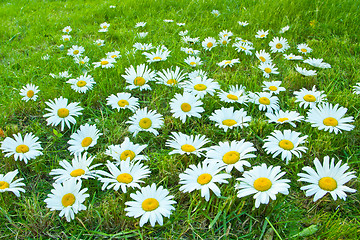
205,140,256,173
353,83,360,94
179,162,231,201
106,51,121,59
169,92,204,123
235,38,253,45
298,156,357,201
135,22,147,28
58,71,72,79
217,85,248,104
181,76,220,99
97,160,150,192
262,81,286,95
297,43,312,54
283,54,303,60
233,42,254,55
142,47,171,63
255,29,269,38
218,36,231,46
255,50,272,63
258,62,279,78
182,36,200,45
67,45,85,57
269,37,290,53
184,56,203,67
202,37,217,51
279,25,290,34
265,110,304,127
66,73,96,93
67,124,102,155
250,92,280,113
306,103,355,134
188,69,208,79
176,22,185,26
179,30,188,36
166,132,209,157
50,152,101,183
43,96,83,131
19,83,39,102
137,32,148,38
133,42,154,51
155,66,187,86
209,107,251,132
94,39,105,47
122,64,156,91
219,30,233,38
106,92,139,112
303,58,331,68
0,169,25,197
74,56,90,66
62,26,72,33
105,137,148,163
235,164,290,208
92,58,116,69
125,183,176,227
294,86,327,109
295,65,317,76
44,178,89,222
211,10,220,17
126,108,164,137
163,19,174,23
263,130,308,164
1,132,43,164
238,21,249,26
99,22,110,32
180,47,200,55
217,59,240,68
62,35,71,41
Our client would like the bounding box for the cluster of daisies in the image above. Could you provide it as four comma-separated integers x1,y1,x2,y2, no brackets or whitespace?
3,9,358,227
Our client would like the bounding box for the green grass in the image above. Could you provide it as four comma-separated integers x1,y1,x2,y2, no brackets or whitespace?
0,0,359,238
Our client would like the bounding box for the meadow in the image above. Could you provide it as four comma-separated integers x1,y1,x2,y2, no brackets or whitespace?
0,0,359,239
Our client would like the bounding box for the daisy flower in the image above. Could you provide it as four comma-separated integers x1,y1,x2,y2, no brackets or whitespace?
217,59,240,68
67,124,102,155
353,83,360,94
97,160,150,193
43,96,83,131
294,86,327,109
169,92,204,123
283,53,303,60
66,73,96,93
58,71,72,79
99,22,110,32
255,50,272,63
94,39,105,47
258,62,279,78
135,22,147,28
262,81,286,95
202,37,217,51
182,36,200,45
142,47,171,63
265,110,304,127
106,51,121,60
155,66,187,86
50,152,101,183
67,45,85,57
179,30,188,36
133,43,154,51
218,36,231,46
211,10,220,17
109,5,116,8
184,56,203,67
62,26,72,33
1,132,43,164
263,130,308,164
166,132,209,157
235,38,253,45
233,42,254,55
303,58,331,69
306,103,355,134
279,25,290,34
217,85,248,104
19,83,39,102
238,21,249,26
176,22,185,26
106,92,139,112
105,137,148,163
179,162,231,201
0,170,25,197
235,164,290,208
269,37,290,53
295,65,317,76
180,47,200,55
297,43,312,54
255,29,269,38
125,183,176,227
122,64,156,91
188,69,208,79
92,58,116,69
250,92,280,113
163,19,174,23
205,140,256,173
137,32,148,38
126,108,164,137
219,30,233,38
209,107,252,132
182,76,220,98
74,56,90,66
62,35,71,41
298,156,357,201
44,178,89,222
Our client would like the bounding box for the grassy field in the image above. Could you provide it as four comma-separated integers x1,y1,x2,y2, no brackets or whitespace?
0,0,359,239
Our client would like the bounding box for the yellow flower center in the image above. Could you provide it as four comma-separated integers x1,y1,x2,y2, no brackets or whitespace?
70,169,85,177
73,50,79,55
153,56,162,61
118,100,129,107
301,48,307,53
97,43,102,46
76,80,87,87
227,94,238,100
180,103,191,112
264,67,272,73
259,97,270,105
120,150,136,161
139,118,152,129
222,119,237,126
303,94,316,102
64,38,69,41
318,177,337,191
26,90,35,98
190,62,196,65
133,77,146,86
66,29,69,32
116,173,133,184
103,25,107,29
323,117,338,127
222,40,227,45
206,42,213,48
277,117,289,122
0,181,9,189
16,144,29,153
57,108,69,118
166,79,177,85
142,198,159,211
253,177,272,191
181,144,196,152
197,173,212,185
222,151,240,164
259,56,266,62
111,55,117,58
278,140,294,150
260,34,265,38
81,137,93,147
224,61,232,64
101,60,109,65
223,34,228,37
80,61,85,64
276,43,283,49
188,50,194,54
194,84,207,91
269,86,278,91
289,57,293,59
62,193,76,207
